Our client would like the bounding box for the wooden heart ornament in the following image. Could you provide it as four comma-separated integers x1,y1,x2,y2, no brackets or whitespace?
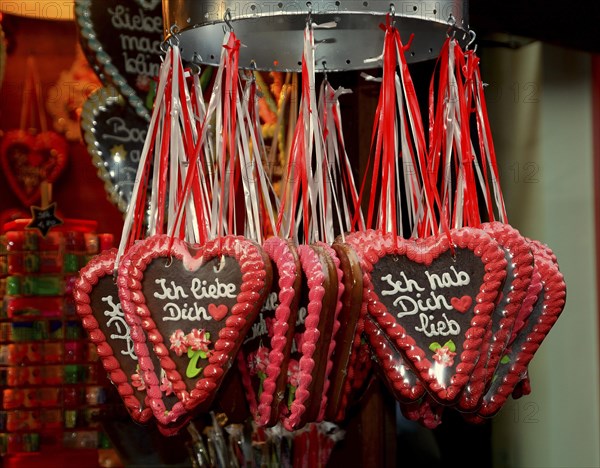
117,234,272,425
0,129,68,206
345,228,507,403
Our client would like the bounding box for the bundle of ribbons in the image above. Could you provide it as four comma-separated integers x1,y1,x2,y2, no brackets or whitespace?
74,14,566,461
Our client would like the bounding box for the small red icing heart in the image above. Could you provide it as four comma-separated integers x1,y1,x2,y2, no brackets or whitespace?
450,296,472,313
208,304,228,321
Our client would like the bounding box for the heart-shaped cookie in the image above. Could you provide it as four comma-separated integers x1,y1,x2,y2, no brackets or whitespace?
74,249,152,423
323,241,364,422
0,129,68,206
457,222,534,412
81,86,151,213
75,0,163,121
117,234,271,425
281,244,339,431
238,237,301,426
473,240,566,418
346,228,507,403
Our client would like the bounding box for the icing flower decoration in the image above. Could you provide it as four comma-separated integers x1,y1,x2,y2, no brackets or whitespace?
131,366,146,391
169,329,188,357
287,359,301,388
160,374,174,396
248,346,270,377
255,346,270,375
186,328,211,355
429,340,457,367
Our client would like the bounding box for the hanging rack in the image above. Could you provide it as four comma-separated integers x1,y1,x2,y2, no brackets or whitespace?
161,0,469,72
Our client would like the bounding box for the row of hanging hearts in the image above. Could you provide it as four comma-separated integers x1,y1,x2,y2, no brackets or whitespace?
74,19,566,436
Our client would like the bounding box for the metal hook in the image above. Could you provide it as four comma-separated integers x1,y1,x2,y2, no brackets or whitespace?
389,3,396,26
322,60,328,81
223,9,234,32
306,1,313,26
160,24,181,53
466,29,477,50
446,13,456,38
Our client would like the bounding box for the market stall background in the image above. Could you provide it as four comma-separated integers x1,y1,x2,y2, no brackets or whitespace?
0,2,598,468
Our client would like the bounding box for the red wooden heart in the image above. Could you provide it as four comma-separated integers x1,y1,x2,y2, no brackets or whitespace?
450,296,472,313
0,130,68,206
117,234,271,426
208,304,228,321
345,228,507,404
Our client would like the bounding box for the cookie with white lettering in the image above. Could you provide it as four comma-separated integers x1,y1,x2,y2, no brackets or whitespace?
324,241,364,422
345,228,507,404
117,234,271,426
281,244,339,430
457,222,534,412
472,240,566,418
364,316,425,403
238,237,301,426
75,249,152,423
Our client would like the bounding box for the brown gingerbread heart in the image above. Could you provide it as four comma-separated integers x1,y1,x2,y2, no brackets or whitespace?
238,237,302,426
117,234,271,426
345,228,507,404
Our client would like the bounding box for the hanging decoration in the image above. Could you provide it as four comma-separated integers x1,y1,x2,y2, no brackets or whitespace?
75,0,164,121
81,86,151,213
73,4,567,458
0,56,68,207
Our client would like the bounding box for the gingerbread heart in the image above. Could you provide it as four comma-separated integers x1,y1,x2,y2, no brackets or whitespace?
75,0,163,121
0,129,68,206
238,237,301,426
457,222,534,411
324,241,364,422
81,86,151,213
74,249,152,423
75,249,183,425
281,244,340,431
346,228,507,403
117,234,271,425
473,240,566,418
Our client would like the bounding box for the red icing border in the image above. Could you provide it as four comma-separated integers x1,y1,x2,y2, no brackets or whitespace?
474,240,566,418
345,228,507,403
364,317,425,403
238,237,300,426
117,234,269,426
457,222,534,411
74,249,153,423
282,244,326,431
